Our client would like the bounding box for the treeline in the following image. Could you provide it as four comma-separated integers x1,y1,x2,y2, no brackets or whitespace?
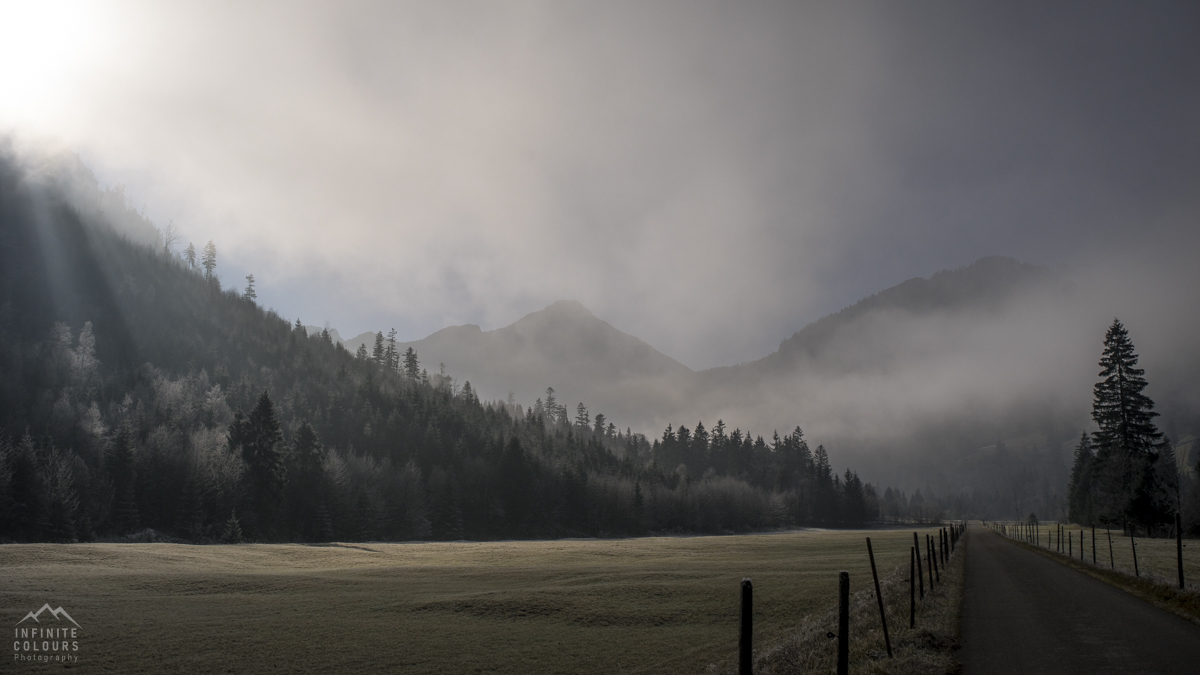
0,149,913,543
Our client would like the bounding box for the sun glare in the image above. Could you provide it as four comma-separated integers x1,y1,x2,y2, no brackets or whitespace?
0,0,109,127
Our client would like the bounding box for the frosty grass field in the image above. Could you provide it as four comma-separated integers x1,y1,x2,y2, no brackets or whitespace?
2,528,944,673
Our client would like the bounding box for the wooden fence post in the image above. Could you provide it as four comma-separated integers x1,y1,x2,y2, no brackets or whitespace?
1091,526,1096,565
740,578,753,675
927,535,938,585
1177,512,1185,590
1131,533,1139,577
1107,527,1114,568
913,532,924,599
909,546,916,628
838,571,849,675
866,538,892,658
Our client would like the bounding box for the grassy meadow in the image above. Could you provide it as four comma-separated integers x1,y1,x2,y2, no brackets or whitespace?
999,523,1200,589
2,528,944,673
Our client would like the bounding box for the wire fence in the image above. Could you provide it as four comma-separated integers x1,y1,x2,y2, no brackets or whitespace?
728,522,966,674
983,517,1198,592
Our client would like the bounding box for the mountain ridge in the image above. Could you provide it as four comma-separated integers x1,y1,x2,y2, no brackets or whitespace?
323,257,1057,433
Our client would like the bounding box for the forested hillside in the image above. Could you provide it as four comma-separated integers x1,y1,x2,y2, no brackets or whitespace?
0,149,929,543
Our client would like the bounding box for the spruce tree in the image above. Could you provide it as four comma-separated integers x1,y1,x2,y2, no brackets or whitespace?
293,421,325,479
228,391,286,534
201,240,217,280
221,509,243,543
544,387,559,425
1090,319,1165,528
1067,433,1095,525
403,347,420,380
1092,319,1162,456
372,332,385,366
288,420,325,540
385,328,398,372
109,426,140,534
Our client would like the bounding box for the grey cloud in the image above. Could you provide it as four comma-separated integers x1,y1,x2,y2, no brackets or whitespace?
3,1,1196,372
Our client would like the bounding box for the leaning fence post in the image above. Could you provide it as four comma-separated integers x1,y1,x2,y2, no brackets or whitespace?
866,538,892,658
1177,512,1185,590
1131,533,1139,577
1107,527,1114,568
913,532,924,598
838,571,849,675
909,546,916,628
740,578,752,675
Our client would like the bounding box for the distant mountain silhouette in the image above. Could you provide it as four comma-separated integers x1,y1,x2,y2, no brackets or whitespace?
711,256,1057,379
775,257,1050,367
302,325,345,344
324,257,1063,436
395,300,695,422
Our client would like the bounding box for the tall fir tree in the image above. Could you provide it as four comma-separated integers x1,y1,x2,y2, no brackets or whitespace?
1090,319,1166,529
1092,319,1162,456
403,347,420,380
372,332,385,367
109,426,140,533
228,391,286,535
385,328,398,372
201,240,217,280
288,420,326,541
1067,433,1095,525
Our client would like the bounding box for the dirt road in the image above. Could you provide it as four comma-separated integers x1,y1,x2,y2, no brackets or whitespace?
961,525,1200,674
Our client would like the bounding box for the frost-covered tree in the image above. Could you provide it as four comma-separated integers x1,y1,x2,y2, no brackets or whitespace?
201,241,217,280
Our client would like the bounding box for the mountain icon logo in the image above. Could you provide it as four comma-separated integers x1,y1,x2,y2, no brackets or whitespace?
16,604,81,628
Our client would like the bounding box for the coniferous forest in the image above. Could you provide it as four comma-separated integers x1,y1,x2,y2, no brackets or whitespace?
0,151,927,544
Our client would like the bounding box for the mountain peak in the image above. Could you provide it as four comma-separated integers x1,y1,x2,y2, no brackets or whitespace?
761,256,1055,370
540,299,596,318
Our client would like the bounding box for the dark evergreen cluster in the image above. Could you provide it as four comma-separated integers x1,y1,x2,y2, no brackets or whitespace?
0,150,898,543
1068,319,1180,533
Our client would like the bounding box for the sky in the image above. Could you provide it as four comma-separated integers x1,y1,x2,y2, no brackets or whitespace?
1,0,1197,370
